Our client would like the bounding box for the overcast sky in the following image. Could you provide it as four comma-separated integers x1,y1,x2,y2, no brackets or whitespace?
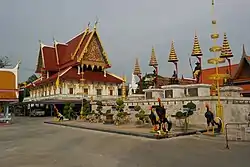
0,0,250,82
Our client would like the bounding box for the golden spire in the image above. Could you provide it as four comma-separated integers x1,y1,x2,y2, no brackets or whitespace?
220,33,233,58
168,41,178,62
191,32,203,57
149,46,158,67
133,58,141,75
122,75,126,100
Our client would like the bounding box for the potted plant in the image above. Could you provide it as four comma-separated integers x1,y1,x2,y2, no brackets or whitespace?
104,109,114,124
172,102,196,132
135,105,149,125
114,98,131,125
63,103,75,120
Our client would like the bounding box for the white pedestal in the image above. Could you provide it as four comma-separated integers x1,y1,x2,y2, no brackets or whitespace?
220,86,243,97
161,85,185,98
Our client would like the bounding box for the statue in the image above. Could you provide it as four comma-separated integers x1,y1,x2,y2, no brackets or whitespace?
149,98,172,133
172,70,177,78
193,62,201,83
204,104,222,133
128,84,132,95
170,70,178,84
131,73,138,93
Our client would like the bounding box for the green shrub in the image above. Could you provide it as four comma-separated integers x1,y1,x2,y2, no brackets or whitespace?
134,105,141,111
176,111,183,118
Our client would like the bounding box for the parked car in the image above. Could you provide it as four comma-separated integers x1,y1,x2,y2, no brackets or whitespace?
30,109,45,117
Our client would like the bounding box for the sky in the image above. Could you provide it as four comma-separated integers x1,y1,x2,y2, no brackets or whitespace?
0,0,250,82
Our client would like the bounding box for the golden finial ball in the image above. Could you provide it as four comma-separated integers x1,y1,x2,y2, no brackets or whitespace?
212,20,216,24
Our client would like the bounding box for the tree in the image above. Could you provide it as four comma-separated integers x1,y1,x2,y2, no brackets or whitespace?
27,74,38,84
0,56,12,68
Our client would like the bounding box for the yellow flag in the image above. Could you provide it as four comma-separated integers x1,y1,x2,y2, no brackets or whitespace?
56,74,60,88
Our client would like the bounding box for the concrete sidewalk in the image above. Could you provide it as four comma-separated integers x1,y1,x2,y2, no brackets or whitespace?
44,120,208,139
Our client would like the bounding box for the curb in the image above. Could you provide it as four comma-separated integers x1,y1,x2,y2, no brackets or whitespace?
44,121,207,140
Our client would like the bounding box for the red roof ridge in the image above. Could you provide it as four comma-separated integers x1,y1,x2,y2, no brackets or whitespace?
106,72,124,81
55,42,68,46
66,30,86,44
59,67,72,77
41,43,54,48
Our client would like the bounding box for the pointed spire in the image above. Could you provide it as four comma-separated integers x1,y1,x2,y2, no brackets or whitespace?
168,41,178,62
191,32,203,57
242,44,247,57
133,58,141,75
39,40,44,48
149,46,158,67
94,17,99,30
53,37,59,45
220,33,233,58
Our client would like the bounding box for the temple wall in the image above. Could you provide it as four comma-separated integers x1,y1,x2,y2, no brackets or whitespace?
92,85,250,126
92,96,250,126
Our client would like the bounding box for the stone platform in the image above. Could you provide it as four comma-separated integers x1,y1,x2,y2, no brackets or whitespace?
44,120,208,139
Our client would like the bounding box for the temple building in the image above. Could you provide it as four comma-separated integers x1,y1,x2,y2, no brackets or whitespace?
0,63,19,122
25,24,124,103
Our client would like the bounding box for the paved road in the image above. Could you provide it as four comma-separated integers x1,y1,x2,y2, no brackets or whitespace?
0,117,250,167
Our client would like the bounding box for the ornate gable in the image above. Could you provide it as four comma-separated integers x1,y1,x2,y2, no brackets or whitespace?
83,34,105,62
35,48,44,73
77,31,111,69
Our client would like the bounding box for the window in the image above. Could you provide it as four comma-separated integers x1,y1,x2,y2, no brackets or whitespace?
96,89,102,96
109,90,113,96
146,92,152,99
165,90,173,98
188,88,198,97
69,88,74,94
84,88,88,95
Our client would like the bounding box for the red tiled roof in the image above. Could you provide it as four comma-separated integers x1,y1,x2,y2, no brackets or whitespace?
56,43,68,65
36,30,110,74
201,64,239,85
42,46,58,71
201,45,250,85
28,68,123,88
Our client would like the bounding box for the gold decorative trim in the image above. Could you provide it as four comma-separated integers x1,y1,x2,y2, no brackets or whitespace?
71,28,89,60
77,31,95,62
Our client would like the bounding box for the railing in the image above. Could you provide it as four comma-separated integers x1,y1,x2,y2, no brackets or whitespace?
225,122,250,149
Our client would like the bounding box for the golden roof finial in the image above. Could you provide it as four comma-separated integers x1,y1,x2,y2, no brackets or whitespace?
94,16,99,30
168,41,178,62
149,46,158,67
122,74,127,82
220,33,233,58
191,32,203,57
133,58,141,75
242,44,247,57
